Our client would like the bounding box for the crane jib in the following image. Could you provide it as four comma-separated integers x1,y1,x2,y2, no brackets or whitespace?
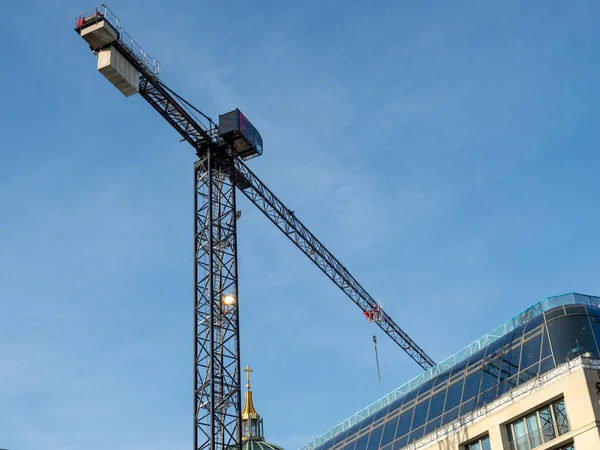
233,158,436,370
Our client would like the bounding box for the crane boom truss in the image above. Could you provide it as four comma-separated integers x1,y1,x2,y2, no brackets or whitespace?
233,160,435,370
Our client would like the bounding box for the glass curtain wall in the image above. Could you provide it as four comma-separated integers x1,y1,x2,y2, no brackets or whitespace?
315,304,599,450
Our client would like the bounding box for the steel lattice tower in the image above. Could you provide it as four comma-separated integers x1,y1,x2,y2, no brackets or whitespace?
194,147,242,450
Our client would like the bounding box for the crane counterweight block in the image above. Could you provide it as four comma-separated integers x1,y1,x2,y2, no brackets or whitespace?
78,18,118,49
97,46,140,97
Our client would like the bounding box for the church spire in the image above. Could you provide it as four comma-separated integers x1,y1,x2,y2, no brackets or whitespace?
242,365,264,441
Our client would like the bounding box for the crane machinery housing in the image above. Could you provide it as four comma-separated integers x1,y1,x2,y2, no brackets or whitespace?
74,5,436,450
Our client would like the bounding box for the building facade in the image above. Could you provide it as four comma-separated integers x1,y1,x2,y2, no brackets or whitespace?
301,293,600,450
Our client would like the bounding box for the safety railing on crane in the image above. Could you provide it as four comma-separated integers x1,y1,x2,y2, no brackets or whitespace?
75,4,161,78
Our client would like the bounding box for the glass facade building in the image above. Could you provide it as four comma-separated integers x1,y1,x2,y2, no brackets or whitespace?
302,293,600,450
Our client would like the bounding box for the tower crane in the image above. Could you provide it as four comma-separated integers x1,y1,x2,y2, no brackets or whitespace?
74,5,436,450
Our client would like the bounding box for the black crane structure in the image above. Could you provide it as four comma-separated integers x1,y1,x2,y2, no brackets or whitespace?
74,5,435,450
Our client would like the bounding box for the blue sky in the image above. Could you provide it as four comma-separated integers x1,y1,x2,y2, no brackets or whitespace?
1,1,600,449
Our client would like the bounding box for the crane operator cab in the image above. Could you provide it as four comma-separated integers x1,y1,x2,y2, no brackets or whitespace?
219,109,263,160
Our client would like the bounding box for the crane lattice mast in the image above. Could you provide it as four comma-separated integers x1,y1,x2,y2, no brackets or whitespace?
73,5,435,450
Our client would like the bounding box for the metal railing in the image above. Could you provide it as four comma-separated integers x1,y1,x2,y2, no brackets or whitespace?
75,4,160,78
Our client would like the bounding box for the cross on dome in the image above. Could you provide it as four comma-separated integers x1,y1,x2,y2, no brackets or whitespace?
244,365,253,390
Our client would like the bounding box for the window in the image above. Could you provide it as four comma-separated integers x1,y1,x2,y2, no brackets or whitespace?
426,389,446,422
379,416,397,447
353,433,368,449
517,332,542,386
395,410,412,439
462,370,481,402
465,435,491,450
366,425,383,450
555,444,574,450
507,398,570,450
548,315,599,363
410,399,430,430
445,379,464,411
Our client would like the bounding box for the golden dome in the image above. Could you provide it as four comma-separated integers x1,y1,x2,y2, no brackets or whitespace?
241,365,284,449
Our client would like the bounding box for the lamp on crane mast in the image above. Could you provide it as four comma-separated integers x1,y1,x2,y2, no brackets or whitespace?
222,294,236,306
